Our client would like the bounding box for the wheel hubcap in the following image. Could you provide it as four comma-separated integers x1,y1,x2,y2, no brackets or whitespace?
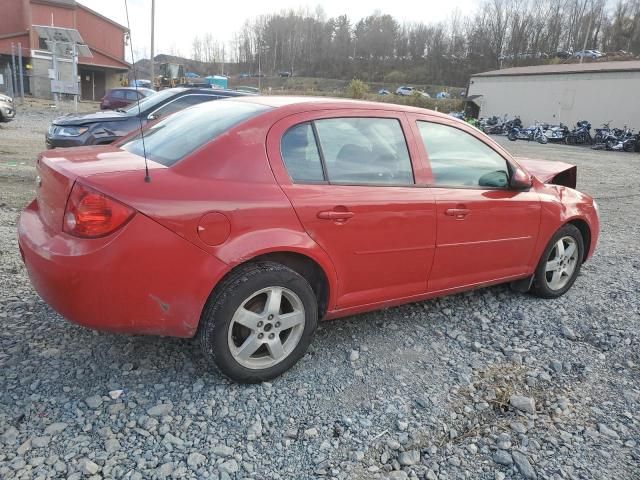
228,287,306,370
544,236,579,290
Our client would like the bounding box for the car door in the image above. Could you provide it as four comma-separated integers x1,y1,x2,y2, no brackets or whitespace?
409,115,541,292
124,90,139,107
110,89,126,109
267,111,436,309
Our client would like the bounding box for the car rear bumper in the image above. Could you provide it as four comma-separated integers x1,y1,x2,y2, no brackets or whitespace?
18,199,227,337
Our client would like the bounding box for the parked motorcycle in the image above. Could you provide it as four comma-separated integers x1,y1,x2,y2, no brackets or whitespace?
543,123,569,142
593,122,620,145
508,122,548,144
604,126,637,152
565,121,592,145
481,115,507,134
503,116,523,132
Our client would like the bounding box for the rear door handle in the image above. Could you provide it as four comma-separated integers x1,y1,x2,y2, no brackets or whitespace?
317,210,354,221
445,208,470,219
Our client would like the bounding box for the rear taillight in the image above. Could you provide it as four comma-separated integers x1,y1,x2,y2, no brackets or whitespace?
63,182,135,238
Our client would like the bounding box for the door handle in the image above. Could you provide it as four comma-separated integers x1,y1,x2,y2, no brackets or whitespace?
445,208,470,219
317,210,354,221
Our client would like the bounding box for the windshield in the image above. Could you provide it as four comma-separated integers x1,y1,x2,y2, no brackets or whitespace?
122,88,185,114
120,100,271,166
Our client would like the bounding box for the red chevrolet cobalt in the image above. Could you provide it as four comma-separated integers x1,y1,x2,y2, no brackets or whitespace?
18,97,599,382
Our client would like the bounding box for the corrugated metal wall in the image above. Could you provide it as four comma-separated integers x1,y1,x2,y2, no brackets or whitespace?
468,71,640,129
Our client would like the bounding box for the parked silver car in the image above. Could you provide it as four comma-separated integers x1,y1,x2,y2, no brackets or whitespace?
395,86,415,96
0,93,15,122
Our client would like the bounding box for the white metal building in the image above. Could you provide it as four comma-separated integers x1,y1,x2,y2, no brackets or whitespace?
467,61,640,128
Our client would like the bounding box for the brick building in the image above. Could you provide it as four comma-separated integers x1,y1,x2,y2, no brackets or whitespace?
0,0,129,100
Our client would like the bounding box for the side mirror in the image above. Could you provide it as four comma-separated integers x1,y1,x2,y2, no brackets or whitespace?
510,168,533,190
147,112,159,121
479,170,509,188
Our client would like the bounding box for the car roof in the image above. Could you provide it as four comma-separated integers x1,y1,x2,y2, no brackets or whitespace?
228,95,451,118
180,88,251,97
111,87,153,91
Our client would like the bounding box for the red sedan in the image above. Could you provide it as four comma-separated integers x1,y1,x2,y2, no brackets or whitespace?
100,87,156,110
18,98,599,382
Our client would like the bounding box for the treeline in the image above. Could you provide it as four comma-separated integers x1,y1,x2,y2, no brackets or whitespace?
190,0,640,86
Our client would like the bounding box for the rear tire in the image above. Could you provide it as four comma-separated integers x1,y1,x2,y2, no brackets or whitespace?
530,224,584,299
198,262,318,383
508,131,517,141
537,134,549,144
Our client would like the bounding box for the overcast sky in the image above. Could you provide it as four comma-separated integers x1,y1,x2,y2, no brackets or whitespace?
80,0,477,61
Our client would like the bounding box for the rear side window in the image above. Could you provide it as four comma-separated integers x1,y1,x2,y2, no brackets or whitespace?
121,100,270,166
152,94,217,119
281,123,324,183
417,121,509,188
315,118,413,185
280,117,414,185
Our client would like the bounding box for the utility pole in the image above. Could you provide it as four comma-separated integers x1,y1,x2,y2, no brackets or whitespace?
150,0,155,84
52,40,58,103
10,43,17,98
221,44,224,76
580,0,593,64
72,43,78,112
17,43,24,103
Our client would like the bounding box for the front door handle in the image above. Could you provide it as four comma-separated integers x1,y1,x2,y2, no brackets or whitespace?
445,208,470,219
317,210,354,221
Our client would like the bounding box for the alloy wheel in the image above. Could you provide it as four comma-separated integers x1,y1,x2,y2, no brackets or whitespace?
228,286,306,369
544,236,579,290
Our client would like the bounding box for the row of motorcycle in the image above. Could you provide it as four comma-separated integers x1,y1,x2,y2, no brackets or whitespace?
478,115,640,152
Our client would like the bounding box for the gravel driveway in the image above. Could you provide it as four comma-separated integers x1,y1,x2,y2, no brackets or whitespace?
1,105,639,480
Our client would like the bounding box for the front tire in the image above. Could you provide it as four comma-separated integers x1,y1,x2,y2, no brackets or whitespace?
198,262,318,383
530,224,584,299
508,131,517,141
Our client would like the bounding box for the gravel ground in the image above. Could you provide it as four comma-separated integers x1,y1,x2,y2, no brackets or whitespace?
1,104,639,480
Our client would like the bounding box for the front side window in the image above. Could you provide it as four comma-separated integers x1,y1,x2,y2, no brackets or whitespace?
120,100,270,166
111,90,126,99
417,121,509,188
281,123,324,183
125,90,139,100
314,117,413,185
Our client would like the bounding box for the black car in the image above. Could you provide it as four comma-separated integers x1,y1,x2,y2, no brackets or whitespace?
45,88,251,148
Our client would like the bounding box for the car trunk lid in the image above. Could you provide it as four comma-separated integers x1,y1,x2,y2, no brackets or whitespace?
516,157,577,188
35,145,165,232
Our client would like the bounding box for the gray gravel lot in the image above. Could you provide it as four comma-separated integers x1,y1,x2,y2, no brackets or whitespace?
1,103,639,480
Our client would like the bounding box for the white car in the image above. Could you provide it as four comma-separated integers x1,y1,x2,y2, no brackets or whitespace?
395,86,415,96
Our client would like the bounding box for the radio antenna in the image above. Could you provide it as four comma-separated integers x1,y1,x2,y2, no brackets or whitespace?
124,0,150,183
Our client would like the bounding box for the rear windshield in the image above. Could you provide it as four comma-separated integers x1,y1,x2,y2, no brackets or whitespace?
120,100,271,166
